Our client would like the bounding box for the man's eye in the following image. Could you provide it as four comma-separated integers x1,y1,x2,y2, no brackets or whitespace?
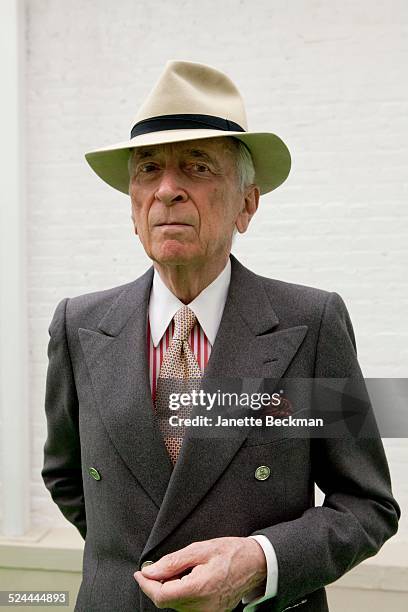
190,163,210,173
139,163,158,173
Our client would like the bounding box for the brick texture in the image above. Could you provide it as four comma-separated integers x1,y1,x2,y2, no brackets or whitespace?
23,1,408,540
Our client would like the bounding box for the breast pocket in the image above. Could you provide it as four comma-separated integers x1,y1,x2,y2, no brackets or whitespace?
240,428,301,448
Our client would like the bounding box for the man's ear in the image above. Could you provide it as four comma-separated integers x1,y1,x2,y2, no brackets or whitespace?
235,185,260,233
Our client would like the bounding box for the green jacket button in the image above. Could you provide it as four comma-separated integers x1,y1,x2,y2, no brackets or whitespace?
88,467,101,480
140,560,155,570
255,465,270,480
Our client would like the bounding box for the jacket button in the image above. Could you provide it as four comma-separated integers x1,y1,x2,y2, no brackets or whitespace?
140,560,155,570
88,467,101,480
255,465,270,480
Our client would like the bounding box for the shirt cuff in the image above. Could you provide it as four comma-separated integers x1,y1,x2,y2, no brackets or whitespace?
241,535,279,610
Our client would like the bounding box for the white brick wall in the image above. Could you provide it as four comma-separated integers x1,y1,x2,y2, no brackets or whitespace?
24,0,408,540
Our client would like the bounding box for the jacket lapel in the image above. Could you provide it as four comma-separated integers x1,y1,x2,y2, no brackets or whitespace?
140,254,308,556
78,265,174,510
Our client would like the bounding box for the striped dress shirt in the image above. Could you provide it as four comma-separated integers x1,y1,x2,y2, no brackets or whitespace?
147,314,211,403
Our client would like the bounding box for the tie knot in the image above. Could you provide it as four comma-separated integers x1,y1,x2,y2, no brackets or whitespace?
173,305,197,341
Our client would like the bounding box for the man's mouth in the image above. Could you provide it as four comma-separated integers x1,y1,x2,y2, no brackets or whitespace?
156,222,191,227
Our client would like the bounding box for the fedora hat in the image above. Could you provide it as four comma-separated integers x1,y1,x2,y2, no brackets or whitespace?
85,60,291,195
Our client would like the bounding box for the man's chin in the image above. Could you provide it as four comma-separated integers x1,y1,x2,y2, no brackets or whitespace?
151,246,200,267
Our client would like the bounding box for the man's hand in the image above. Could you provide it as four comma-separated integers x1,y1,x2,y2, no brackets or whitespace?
134,536,267,612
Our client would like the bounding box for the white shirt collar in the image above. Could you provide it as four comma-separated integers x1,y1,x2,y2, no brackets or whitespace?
148,257,231,347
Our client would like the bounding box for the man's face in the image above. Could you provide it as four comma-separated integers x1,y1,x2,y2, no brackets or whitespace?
129,137,258,267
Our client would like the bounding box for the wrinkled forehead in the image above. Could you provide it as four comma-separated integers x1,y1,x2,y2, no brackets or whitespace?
131,136,237,163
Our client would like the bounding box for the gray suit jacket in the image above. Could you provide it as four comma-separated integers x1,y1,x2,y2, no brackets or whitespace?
41,253,400,612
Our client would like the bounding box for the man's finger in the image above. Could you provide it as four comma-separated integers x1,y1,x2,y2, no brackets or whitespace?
134,571,163,602
140,543,206,580
134,569,201,608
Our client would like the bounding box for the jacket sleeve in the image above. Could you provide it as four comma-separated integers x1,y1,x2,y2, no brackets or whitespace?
250,291,400,611
41,297,87,540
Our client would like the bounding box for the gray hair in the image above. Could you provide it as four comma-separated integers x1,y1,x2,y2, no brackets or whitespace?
226,137,256,192
127,136,256,193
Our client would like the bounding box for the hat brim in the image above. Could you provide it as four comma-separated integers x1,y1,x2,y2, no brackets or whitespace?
84,129,291,196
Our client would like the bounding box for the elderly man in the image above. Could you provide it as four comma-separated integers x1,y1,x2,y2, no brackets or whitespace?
41,60,400,612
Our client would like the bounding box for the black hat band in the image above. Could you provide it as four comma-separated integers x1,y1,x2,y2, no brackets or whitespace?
130,113,246,139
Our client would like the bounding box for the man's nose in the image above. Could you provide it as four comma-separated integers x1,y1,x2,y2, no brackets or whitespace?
155,167,188,205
